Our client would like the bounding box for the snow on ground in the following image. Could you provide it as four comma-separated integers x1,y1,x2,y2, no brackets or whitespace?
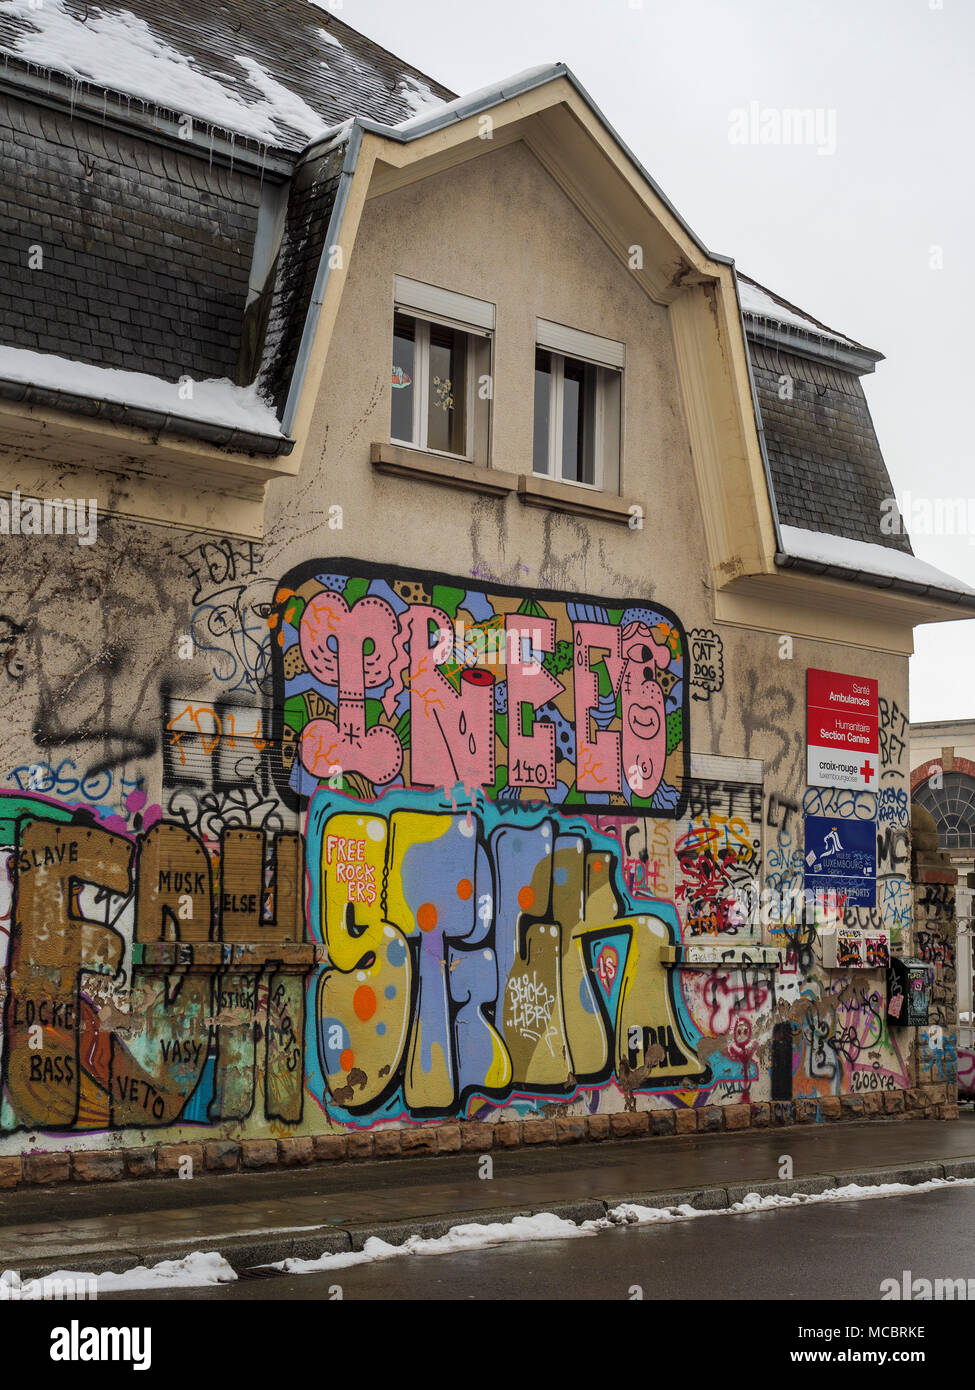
779,524,975,596
9,1178,975,1290
97,1252,236,1290
0,0,331,145
0,345,283,437
0,1252,236,1297
271,1213,593,1274
622,1176,975,1222
262,1175,975,1277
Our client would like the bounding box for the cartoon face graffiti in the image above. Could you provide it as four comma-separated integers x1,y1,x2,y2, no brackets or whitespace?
620,623,670,798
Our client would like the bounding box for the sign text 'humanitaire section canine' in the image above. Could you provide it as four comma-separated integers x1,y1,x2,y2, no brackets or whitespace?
806,668,879,791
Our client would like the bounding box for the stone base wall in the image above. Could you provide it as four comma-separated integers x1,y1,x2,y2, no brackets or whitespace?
0,1084,957,1189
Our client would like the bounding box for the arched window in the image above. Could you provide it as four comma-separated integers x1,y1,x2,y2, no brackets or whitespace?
914,771,975,850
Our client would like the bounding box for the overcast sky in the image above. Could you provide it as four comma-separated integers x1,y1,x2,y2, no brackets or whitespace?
346,0,974,725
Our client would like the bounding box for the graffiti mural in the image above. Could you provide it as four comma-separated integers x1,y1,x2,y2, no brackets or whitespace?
162,696,297,838
779,974,911,1099
688,628,724,702
304,788,712,1123
270,563,690,817
0,543,937,1149
673,777,762,937
182,538,276,696
0,792,311,1132
0,782,793,1133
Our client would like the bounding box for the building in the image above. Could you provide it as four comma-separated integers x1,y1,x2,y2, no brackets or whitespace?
911,721,975,1095
911,721,975,914
0,0,970,1185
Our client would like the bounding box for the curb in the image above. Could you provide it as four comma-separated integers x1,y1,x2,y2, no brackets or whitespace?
9,1156,975,1282
2,1090,959,1192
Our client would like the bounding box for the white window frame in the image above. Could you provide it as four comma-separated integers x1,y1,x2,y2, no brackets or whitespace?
392,279,494,464
533,330,623,492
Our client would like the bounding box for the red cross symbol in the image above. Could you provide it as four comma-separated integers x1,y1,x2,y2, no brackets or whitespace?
860,759,875,784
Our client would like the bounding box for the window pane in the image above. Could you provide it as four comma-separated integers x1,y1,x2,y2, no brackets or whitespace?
562,356,596,484
533,347,552,475
391,313,416,443
427,322,468,454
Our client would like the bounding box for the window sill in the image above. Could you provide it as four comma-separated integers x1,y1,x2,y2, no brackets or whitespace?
517,473,639,524
371,442,517,497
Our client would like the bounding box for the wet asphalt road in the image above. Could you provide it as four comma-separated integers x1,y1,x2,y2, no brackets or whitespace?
102,1182,975,1301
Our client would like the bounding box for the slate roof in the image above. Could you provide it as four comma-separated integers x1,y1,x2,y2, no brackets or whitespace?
0,0,455,153
739,276,910,555
258,134,348,415
0,0,454,451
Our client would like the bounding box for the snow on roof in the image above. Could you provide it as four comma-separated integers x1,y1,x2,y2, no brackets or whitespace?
0,0,455,151
235,57,331,143
395,75,449,120
0,344,283,437
391,65,559,132
737,274,862,350
0,0,330,145
779,524,975,598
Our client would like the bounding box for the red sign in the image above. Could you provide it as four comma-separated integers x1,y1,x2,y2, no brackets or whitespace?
807,669,879,790
808,707,878,755
808,669,878,714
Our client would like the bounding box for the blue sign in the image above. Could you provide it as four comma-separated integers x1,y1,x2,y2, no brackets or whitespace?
804,814,876,908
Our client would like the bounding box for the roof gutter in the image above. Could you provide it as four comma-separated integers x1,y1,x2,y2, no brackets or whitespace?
744,317,884,376
774,549,975,612
0,378,293,457
0,66,295,180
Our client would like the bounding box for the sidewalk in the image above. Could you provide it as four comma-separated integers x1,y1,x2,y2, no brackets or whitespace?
3,1115,974,1279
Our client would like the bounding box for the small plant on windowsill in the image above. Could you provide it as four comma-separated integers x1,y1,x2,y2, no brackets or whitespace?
432,375,454,412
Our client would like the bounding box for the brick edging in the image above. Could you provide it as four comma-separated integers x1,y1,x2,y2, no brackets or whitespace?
0,1086,957,1189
